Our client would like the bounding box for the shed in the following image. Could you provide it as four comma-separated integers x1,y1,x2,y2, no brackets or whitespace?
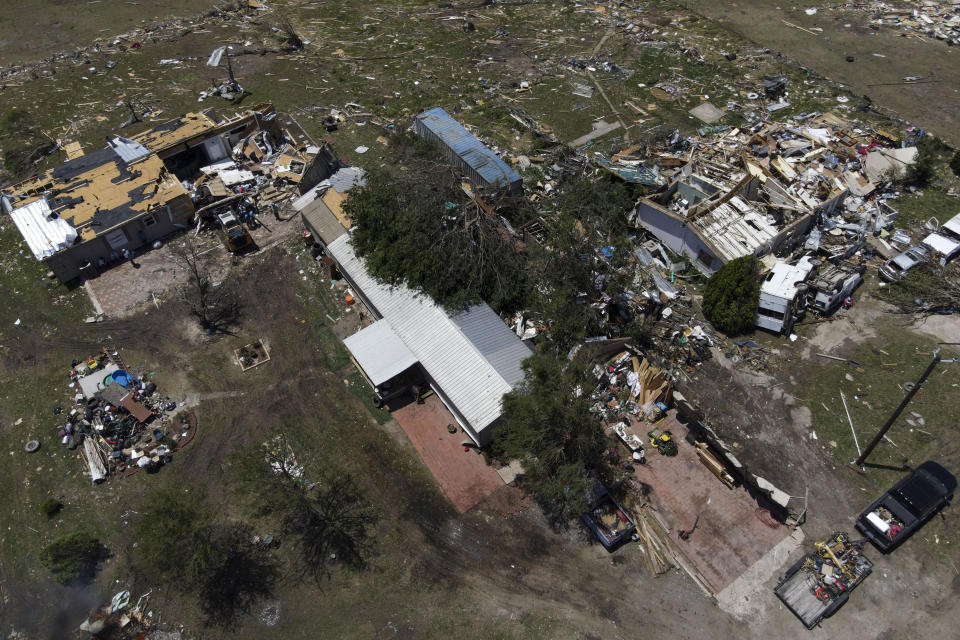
414,107,522,195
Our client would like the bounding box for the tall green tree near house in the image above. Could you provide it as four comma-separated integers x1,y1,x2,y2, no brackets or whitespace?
702,255,760,335
496,352,610,528
343,135,529,314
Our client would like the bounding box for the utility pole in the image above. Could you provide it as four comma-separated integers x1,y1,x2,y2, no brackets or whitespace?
855,348,941,467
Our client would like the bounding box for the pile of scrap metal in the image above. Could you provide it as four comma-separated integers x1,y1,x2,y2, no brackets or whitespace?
62,349,195,483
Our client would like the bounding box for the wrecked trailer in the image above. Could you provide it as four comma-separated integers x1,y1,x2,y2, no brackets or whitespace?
774,532,872,629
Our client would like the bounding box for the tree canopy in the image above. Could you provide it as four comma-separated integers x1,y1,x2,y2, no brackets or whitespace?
343,135,529,314
496,351,610,527
39,530,104,585
702,255,760,335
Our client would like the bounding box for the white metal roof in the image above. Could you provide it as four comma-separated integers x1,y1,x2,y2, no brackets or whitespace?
327,234,531,435
343,319,418,386
9,198,79,260
761,257,816,300
922,232,960,257
941,212,960,237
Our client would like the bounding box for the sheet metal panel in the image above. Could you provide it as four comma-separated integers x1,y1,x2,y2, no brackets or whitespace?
10,198,79,260
343,319,418,386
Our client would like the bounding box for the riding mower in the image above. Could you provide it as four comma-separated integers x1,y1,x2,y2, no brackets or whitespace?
648,428,678,456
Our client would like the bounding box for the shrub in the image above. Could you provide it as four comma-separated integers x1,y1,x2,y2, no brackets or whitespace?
38,498,63,518
702,256,760,335
39,531,103,584
950,150,960,179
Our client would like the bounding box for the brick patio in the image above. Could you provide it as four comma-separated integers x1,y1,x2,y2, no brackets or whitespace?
632,411,792,594
389,394,504,514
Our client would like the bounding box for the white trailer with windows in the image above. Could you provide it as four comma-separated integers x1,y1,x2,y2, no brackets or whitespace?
922,212,960,266
756,257,816,334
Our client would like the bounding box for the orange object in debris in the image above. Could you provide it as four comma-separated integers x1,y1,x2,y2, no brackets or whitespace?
345,295,355,305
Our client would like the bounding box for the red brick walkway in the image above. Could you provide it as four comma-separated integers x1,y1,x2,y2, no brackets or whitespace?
390,394,504,513
632,411,792,594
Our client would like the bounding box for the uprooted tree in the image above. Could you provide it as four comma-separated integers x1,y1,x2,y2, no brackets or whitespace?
877,262,960,315
495,352,610,528
702,255,760,335
343,133,529,314
528,174,639,353
171,241,241,333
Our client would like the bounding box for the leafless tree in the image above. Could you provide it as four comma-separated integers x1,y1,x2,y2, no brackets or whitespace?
171,242,241,333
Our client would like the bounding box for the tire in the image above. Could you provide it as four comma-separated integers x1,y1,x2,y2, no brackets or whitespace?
24,440,40,453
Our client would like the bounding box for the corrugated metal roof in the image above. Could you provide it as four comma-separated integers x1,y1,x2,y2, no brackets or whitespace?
343,320,418,386
416,107,521,189
450,305,530,387
327,234,530,437
9,198,79,260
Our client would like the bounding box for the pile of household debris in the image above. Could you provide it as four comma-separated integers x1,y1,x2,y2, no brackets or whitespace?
866,1,960,45
60,349,195,483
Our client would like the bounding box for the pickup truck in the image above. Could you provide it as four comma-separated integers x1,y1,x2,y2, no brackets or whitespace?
855,461,956,553
774,531,872,629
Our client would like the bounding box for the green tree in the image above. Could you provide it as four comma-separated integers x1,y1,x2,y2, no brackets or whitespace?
133,486,280,628
344,138,529,314
496,352,609,527
906,134,944,187
134,486,217,583
39,531,104,585
231,438,378,583
702,256,759,335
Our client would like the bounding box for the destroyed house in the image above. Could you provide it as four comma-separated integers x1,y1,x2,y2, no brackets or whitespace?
414,107,523,196
3,136,193,282
298,189,531,446
631,158,816,274
4,103,336,282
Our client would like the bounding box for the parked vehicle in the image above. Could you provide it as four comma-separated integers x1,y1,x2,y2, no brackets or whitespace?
855,461,956,553
806,261,865,315
217,210,254,252
879,246,928,282
922,213,960,266
774,531,872,629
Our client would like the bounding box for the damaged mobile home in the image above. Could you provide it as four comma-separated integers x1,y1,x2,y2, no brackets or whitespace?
627,112,916,275
3,103,336,282
300,187,532,447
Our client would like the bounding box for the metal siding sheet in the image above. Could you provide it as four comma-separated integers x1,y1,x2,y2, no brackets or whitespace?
10,198,79,260
326,234,525,436
415,107,521,189
300,197,346,246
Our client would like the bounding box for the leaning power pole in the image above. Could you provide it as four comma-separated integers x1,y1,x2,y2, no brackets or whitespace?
855,348,941,468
